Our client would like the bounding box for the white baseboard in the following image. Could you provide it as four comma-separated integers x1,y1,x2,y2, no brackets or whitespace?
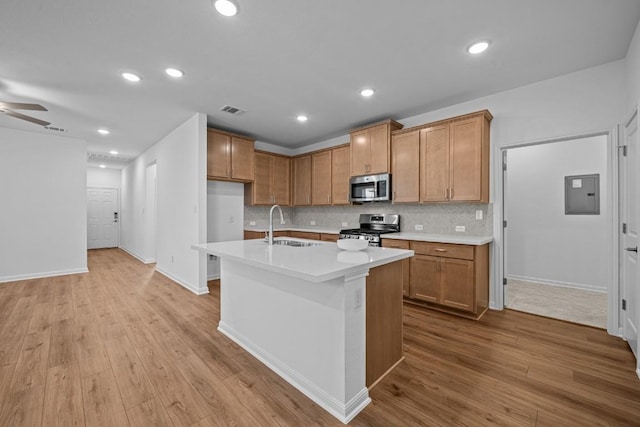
155,266,209,296
0,267,89,283
119,246,155,264
207,273,220,281
218,321,370,424
506,274,606,293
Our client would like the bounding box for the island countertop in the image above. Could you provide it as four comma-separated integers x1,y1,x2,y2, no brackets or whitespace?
192,238,414,283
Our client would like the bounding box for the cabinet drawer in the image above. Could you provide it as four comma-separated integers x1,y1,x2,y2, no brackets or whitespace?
381,239,410,250
410,241,474,260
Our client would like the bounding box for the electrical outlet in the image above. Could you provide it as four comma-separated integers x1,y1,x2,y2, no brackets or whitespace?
455,225,466,232
249,221,256,226
310,220,316,226
341,222,348,227
414,224,424,231
476,210,483,220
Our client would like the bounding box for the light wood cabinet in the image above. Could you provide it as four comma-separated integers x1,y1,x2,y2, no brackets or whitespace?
207,129,255,182
408,241,489,319
245,152,290,205
320,233,339,242
419,112,491,202
381,239,411,296
331,145,350,205
391,130,420,203
350,120,403,176
312,151,332,205
292,155,312,206
288,231,320,240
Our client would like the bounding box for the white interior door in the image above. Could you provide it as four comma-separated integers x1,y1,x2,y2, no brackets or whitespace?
621,109,639,360
87,188,119,249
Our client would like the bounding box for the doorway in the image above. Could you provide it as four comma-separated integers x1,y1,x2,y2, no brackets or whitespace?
502,134,610,328
87,188,119,249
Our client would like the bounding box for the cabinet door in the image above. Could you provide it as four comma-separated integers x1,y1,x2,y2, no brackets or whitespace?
368,123,390,174
320,233,339,242
207,130,231,178
449,117,482,201
331,146,350,205
312,151,332,205
420,124,450,202
272,155,290,205
252,152,273,205
293,155,312,206
230,137,255,181
350,129,369,176
409,255,440,303
440,258,475,312
382,239,411,296
288,231,320,240
391,130,420,203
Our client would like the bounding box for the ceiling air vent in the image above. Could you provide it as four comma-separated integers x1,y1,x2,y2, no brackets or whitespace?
220,105,246,116
44,125,66,132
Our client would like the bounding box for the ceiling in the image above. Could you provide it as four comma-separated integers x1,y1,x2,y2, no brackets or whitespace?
1,1,640,168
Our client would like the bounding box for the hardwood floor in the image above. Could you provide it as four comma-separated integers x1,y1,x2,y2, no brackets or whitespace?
0,248,638,426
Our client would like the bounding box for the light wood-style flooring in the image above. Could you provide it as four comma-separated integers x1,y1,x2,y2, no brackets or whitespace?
1,248,639,426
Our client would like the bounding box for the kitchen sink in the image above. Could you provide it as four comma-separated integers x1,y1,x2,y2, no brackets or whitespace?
271,239,321,247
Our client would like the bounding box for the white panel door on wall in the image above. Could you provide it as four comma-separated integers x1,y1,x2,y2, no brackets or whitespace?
87,188,119,249
621,109,638,360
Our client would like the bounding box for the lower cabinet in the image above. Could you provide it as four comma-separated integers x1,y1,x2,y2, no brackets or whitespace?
381,239,410,297
288,231,321,240
408,241,489,319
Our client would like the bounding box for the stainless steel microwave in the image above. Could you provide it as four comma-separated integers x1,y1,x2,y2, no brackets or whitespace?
349,173,391,202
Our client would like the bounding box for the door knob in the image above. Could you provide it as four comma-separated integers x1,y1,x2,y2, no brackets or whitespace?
625,246,638,253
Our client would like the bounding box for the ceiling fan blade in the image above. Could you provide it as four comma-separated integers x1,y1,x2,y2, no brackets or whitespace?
3,109,51,126
0,101,47,111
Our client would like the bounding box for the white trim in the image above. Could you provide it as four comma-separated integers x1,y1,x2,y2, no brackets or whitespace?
506,275,607,293
0,267,89,283
495,129,616,337
218,321,371,424
155,266,209,295
119,246,155,264
608,124,621,337
207,273,220,281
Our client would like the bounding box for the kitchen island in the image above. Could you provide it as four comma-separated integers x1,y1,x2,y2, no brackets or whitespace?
192,238,413,423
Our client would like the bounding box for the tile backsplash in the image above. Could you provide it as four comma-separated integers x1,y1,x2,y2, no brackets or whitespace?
245,203,493,236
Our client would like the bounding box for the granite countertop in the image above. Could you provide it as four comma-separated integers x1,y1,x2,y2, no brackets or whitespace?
244,226,341,234
192,238,413,283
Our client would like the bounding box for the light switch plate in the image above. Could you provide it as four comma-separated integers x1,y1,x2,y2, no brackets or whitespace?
249,221,256,226
476,210,483,220
455,225,466,232
341,222,348,227
414,224,424,231
310,220,316,225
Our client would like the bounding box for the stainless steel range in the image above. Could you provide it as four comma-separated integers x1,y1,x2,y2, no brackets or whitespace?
339,214,400,247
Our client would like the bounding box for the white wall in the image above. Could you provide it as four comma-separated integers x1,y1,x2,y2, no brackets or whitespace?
626,18,640,113
506,136,608,291
206,181,244,279
87,167,121,189
0,127,87,281
121,113,208,294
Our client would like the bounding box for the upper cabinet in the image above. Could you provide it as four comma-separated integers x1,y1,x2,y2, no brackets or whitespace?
245,151,290,206
391,110,492,204
391,129,420,203
312,151,332,205
421,112,491,203
331,145,350,205
292,155,312,206
350,120,403,176
207,128,255,182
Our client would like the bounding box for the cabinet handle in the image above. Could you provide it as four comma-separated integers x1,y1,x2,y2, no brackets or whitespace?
450,188,454,199
327,195,330,203
434,248,446,252
444,189,448,200
308,196,310,204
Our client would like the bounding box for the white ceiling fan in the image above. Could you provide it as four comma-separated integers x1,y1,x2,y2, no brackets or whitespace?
0,101,50,126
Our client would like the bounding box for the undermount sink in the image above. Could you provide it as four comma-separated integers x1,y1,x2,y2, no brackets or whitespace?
271,239,321,247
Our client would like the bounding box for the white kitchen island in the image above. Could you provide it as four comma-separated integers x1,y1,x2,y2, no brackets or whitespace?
192,238,413,423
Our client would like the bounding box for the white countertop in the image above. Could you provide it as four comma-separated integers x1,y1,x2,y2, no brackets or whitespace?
192,238,414,283
245,226,341,234
383,233,493,245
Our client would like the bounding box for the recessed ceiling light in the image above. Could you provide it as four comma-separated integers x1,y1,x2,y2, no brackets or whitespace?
99,164,106,168
98,128,110,135
121,72,141,82
467,41,490,54
360,88,375,97
165,68,184,78
109,150,118,155
296,114,308,122
214,0,238,16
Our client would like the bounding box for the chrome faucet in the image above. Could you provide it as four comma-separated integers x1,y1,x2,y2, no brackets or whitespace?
268,204,285,245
